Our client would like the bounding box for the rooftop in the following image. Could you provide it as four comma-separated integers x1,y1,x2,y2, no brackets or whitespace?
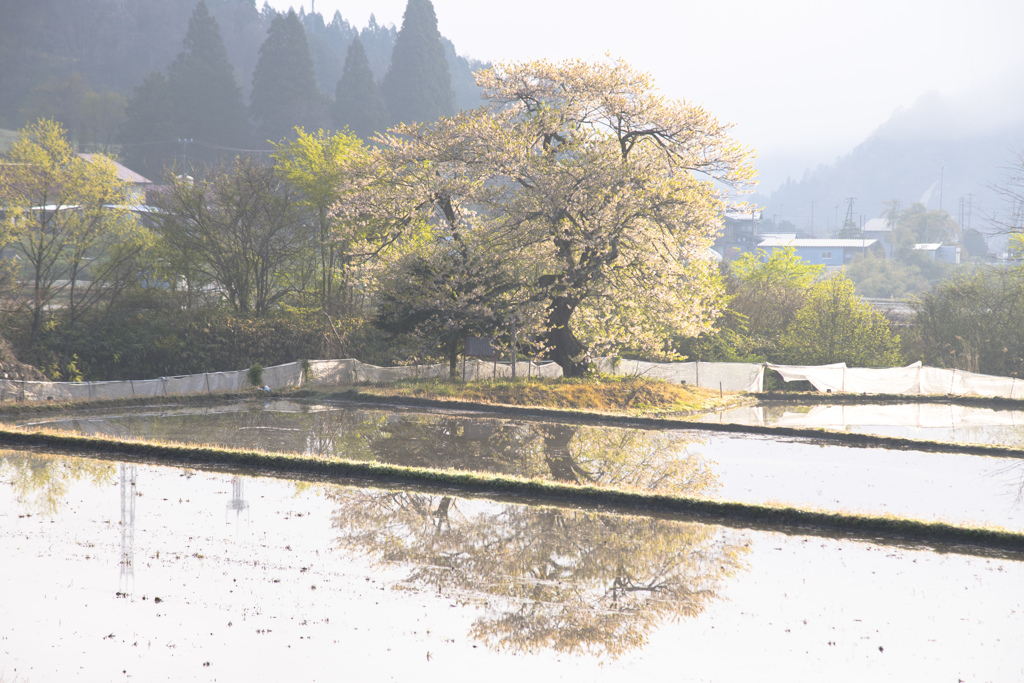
724,209,762,221
758,237,879,249
78,154,153,185
863,217,893,232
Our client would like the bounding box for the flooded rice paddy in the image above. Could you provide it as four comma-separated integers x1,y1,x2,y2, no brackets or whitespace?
3,399,1024,680
9,401,1024,531
697,402,1024,447
2,451,1023,682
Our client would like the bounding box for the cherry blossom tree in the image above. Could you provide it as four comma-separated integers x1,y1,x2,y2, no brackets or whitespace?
362,57,754,375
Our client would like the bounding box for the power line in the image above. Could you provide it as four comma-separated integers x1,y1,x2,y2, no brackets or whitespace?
117,138,275,154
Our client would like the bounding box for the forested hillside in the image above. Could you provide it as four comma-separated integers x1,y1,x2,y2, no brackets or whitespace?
0,0,487,177
757,86,1024,238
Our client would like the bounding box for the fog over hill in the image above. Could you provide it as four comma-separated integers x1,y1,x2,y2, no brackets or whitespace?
754,68,1024,239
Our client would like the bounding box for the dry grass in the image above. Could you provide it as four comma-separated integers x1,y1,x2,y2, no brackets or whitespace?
354,375,734,416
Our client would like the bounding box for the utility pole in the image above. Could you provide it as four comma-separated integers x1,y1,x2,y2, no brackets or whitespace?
939,165,945,216
178,138,193,172
843,197,857,235
810,201,817,237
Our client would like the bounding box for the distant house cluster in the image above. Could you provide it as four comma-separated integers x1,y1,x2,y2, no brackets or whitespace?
714,211,961,267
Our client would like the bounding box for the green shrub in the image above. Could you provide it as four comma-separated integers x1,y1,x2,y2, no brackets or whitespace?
247,363,264,387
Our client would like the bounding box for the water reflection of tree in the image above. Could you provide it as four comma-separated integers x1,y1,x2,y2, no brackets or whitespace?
364,417,718,496
330,489,748,658
1,450,115,514
303,409,386,461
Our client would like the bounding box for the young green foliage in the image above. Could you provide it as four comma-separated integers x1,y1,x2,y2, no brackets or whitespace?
779,273,902,367
728,246,824,350
0,119,151,371
272,128,366,311
150,157,308,316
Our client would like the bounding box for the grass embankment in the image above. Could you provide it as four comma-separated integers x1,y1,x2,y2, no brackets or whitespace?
337,375,739,416
0,391,255,419
2,424,1022,557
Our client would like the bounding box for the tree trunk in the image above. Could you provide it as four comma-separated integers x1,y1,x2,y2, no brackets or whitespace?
540,424,585,483
447,339,460,380
543,295,589,377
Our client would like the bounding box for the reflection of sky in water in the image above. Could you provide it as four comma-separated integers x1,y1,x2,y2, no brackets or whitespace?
697,402,1024,447
1,455,1022,681
7,402,1024,530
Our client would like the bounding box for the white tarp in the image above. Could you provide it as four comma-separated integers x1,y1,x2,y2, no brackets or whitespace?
765,362,850,393
768,361,1024,397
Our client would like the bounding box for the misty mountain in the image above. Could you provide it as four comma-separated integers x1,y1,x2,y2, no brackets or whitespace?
756,77,1024,237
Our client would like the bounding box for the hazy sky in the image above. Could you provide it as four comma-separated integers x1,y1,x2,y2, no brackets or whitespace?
274,0,1024,189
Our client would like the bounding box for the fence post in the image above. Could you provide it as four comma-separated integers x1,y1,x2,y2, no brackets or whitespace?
205,373,212,395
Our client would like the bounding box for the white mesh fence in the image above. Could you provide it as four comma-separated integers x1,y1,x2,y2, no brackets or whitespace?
6,354,1024,403
0,357,564,402
594,358,765,393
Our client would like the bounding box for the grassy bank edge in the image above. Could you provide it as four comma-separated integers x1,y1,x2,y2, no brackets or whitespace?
2,424,1022,558
0,392,252,418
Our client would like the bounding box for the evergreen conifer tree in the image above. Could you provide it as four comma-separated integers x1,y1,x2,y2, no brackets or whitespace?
250,10,327,143
120,72,176,179
380,0,454,126
332,38,389,140
359,15,397,81
167,1,250,150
